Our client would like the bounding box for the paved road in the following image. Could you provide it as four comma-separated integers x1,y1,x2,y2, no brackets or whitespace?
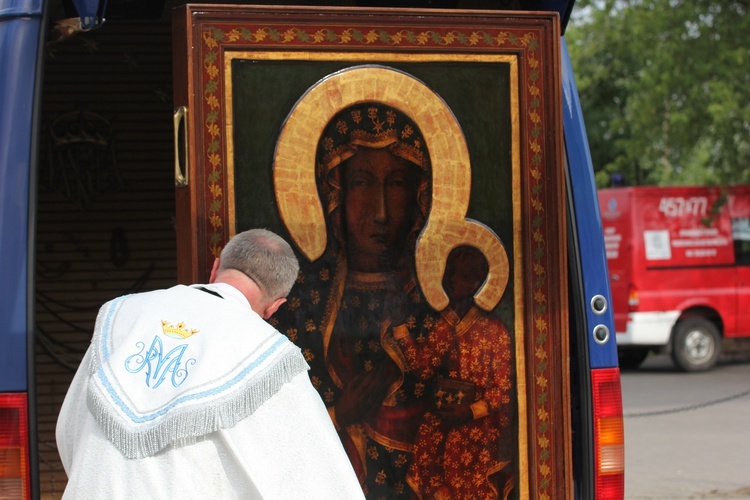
621,352,750,499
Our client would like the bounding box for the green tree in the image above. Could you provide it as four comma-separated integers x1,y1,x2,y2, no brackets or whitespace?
566,0,749,188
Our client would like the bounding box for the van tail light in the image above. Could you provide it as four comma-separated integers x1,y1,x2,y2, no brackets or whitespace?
0,393,31,500
592,368,625,500
627,285,639,308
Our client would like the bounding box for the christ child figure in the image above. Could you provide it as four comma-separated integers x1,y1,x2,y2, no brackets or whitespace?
393,245,515,499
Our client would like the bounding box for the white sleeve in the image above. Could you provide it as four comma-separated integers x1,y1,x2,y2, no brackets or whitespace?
56,347,94,474
217,371,365,499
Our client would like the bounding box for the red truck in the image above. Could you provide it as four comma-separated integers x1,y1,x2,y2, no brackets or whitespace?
598,185,750,371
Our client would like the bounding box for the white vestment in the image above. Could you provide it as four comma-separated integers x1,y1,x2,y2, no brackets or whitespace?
56,284,364,499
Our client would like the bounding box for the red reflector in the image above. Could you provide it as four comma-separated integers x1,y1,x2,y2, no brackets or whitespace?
0,393,30,500
591,368,624,500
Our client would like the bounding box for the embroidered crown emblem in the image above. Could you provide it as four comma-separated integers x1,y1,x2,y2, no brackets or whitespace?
161,320,199,339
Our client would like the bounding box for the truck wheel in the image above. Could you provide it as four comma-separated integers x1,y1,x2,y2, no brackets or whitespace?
670,318,721,372
618,348,649,370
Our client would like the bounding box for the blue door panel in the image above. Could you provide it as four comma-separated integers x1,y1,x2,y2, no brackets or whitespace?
560,37,618,369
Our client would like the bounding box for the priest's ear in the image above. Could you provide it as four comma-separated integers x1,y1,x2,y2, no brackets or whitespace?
209,258,221,283
262,297,287,320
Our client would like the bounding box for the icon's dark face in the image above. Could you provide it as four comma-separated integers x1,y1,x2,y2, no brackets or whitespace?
342,147,421,273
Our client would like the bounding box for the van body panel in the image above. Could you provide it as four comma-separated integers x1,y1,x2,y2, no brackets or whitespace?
0,2,44,499
0,0,44,393
560,37,618,369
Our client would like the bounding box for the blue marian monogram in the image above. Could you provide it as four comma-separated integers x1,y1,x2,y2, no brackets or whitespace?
125,336,196,388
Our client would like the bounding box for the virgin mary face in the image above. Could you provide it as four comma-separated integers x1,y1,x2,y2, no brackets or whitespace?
342,147,421,273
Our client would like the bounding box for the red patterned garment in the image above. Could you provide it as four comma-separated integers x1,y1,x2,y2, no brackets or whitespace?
395,306,515,499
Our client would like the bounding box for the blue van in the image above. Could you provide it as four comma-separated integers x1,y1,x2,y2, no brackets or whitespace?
1,1,622,498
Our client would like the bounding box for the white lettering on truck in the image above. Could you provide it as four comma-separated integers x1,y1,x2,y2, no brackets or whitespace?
604,227,621,259
658,196,708,218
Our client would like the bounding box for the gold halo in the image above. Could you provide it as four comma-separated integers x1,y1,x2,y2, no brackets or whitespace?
273,65,508,311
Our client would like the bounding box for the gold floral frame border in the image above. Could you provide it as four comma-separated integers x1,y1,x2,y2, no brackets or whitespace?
183,9,567,499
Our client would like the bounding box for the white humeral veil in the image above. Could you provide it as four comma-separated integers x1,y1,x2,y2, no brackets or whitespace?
86,285,308,459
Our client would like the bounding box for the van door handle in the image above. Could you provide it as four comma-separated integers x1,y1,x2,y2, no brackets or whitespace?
173,106,189,187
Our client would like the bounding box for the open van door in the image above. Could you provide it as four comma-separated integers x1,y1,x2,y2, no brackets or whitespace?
0,2,46,498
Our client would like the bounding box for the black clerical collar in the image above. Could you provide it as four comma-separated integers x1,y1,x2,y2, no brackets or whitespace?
196,286,223,299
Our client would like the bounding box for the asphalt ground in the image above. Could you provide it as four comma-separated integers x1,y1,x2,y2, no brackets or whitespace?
621,351,750,499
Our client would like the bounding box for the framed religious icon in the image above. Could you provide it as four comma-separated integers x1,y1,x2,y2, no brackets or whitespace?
173,5,570,499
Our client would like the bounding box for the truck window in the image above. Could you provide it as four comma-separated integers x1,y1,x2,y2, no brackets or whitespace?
732,217,750,265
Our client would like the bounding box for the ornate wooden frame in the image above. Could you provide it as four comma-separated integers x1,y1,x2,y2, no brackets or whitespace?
173,5,569,499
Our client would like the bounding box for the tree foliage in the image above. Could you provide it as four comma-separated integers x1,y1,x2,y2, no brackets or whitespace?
566,0,749,188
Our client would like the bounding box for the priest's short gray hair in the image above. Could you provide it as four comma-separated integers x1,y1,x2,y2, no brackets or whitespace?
219,228,299,299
